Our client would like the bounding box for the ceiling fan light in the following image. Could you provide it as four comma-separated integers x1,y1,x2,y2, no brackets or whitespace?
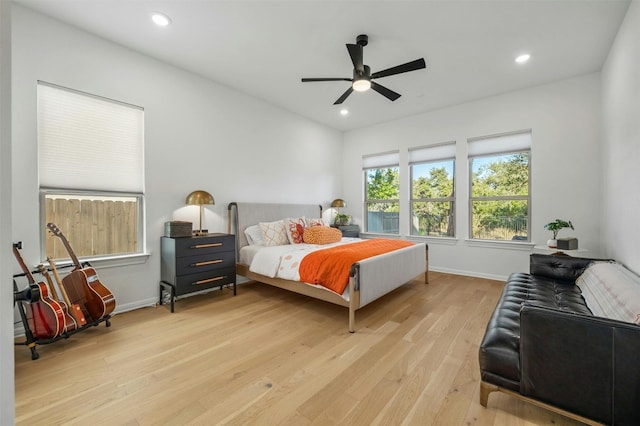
352,79,371,92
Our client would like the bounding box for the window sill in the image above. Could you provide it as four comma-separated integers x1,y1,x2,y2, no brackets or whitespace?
465,239,534,251
409,236,458,245
360,232,402,239
46,252,151,270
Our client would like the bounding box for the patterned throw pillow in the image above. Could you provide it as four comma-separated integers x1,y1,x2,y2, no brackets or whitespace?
284,217,306,244
303,226,342,245
259,220,289,246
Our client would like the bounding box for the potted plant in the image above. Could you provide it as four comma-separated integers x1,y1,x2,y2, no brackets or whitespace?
334,213,351,226
544,219,574,248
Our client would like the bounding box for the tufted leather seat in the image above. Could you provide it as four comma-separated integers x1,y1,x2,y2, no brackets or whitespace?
479,270,592,391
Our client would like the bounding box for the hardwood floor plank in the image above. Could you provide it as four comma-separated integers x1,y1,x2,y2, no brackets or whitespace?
14,273,587,425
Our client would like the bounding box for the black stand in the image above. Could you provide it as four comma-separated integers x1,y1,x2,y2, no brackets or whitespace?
13,270,113,361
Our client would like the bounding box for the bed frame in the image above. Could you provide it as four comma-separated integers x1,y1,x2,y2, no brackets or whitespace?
227,202,428,332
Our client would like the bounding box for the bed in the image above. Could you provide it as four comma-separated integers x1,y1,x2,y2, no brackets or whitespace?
227,202,428,332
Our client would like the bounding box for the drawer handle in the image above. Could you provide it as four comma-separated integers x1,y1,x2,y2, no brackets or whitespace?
191,259,223,267
193,276,226,285
191,243,223,249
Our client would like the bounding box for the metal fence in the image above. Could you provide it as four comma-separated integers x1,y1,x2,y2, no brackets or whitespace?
367,211,400,234
472,215,528,240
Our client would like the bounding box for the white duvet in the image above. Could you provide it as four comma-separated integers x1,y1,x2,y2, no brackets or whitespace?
246,238,361,282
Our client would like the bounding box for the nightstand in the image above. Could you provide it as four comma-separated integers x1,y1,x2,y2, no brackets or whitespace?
160,233,236,312
331,224,360,238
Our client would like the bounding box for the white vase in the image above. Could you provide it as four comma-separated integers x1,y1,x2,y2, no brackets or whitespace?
547,239,557,248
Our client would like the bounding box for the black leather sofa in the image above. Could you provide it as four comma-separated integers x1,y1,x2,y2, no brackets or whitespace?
479,254,640,425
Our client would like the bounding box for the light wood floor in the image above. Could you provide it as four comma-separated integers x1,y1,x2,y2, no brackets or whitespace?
14,272,585,425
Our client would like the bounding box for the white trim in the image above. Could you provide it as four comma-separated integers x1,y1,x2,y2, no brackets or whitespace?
465,239,534,250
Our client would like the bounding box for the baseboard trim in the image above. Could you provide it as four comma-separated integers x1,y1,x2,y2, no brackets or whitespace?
429,266,507,282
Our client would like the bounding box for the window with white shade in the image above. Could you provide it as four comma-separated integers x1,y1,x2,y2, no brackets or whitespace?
468,130,531,241
38,81,145,260
410,142,456,237
363,151,399,234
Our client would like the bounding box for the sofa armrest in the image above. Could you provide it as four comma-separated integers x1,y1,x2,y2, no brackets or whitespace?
529,253,599,282
520,304,640,425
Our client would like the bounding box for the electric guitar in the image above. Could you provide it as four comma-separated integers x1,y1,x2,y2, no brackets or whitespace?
37,264,78,333
46,223,116,322
47,258,87,327
13,243,65,340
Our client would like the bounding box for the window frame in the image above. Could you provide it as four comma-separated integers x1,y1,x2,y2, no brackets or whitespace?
40,188,145,263
468,149,531,242
363,166,400,235
410,158,456,238
37,81,146,263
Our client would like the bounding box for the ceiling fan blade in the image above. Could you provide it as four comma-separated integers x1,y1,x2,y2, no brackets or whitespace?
346,44,364,73
333,87,354,105
371,82,401,101
371,58,426,79
301,78,352,82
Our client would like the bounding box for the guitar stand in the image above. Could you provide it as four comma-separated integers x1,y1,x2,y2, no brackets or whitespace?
13,272,113,361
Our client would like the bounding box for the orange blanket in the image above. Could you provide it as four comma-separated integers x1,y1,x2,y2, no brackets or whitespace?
298,239,415,294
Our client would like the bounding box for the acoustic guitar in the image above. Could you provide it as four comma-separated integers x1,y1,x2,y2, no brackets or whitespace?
37,264,78,333
13,243,65,340
47,258,87,327
46,223,116,323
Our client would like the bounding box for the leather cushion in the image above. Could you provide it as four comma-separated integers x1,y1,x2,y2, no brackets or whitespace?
479,272,592,387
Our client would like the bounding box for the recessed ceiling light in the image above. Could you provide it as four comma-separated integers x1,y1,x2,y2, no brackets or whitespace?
515,54,531,64
340,109,349,116
151,13,171,27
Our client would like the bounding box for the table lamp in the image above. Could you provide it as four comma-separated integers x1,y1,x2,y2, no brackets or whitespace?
185,190,215,236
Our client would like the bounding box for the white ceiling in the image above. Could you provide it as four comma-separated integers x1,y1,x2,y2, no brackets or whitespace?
15,0,630,132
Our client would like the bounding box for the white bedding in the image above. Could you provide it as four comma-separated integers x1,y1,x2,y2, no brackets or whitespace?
245,238,360,280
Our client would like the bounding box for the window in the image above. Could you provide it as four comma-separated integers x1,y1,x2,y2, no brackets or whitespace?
410,143,456,237
468,131,531,241
38,81,145,260
363,151,399,234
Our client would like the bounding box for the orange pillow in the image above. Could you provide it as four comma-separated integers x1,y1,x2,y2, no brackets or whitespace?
303,226,342,245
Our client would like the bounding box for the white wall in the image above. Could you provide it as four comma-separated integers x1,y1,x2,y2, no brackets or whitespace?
601,0,640,274
11,5,342,315
0,2,15,424
343,73,603,280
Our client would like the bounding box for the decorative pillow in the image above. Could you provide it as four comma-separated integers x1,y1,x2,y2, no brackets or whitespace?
306,218,326,227
259,220,289,246
244,224,264,246
284,217,306,244
303,226,342,245
576,261,640,324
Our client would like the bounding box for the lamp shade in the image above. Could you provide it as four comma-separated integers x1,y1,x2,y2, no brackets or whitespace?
185,190,214,206
331,199,346,208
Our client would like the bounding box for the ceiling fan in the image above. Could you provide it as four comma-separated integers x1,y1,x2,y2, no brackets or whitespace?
301,34,426,105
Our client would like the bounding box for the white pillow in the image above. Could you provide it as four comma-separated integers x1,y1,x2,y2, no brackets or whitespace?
259,220,289,246
244,224,264,246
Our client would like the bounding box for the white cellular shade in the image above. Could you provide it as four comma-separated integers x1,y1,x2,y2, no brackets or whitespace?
362,150,400,169
409,142,456,164
38,82,144,192
467,130,532,157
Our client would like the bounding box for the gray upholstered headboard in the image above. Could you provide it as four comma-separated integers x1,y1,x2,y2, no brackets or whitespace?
227,202,323,251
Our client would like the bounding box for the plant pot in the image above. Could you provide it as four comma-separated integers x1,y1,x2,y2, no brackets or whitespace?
547,239,557,248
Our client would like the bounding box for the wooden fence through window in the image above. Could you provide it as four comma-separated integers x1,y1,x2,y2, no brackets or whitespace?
45,198,138,259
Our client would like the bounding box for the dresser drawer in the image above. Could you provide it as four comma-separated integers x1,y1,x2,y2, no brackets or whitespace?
175,250,235,275
171,234,234,257
174,267,236,296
